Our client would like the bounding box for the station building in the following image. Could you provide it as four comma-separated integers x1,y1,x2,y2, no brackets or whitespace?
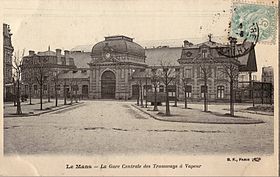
21,35,258,102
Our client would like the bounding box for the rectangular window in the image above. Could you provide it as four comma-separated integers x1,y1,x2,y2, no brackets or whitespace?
217,86,225,99
56,85,60,90
167,85,176,96
186,85,192,98
201,85,208,98
121,69,125,79
185,68,192,78
202,49,207,58
56,84,61,94
159,85,164,92
143,85,152,96
72,85,79,91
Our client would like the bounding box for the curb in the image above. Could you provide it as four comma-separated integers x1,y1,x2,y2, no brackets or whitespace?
131,104,264,125
4,102,84,118
238,110,274,116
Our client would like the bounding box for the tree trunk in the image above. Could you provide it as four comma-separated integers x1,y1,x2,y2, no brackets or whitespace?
184,89,187,109
40,84,43,110
174,83,177,107
55,82,58,107
70,86,73,105
136,84,139,106
166,88,170,116
229,80,234,116
64,82,67,105
16,80,22,115
165,72,170,116
47,83,50,102
13,81,16,106
145,77,148,108
29,84,32,105
204,75,208,112
140,82,143,107
153,85,158,111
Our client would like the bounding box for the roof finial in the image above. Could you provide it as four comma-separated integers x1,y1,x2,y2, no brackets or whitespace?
208,34,213,42
48,45,50,51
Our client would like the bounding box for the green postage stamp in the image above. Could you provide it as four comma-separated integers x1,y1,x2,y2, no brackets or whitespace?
231,2,277,44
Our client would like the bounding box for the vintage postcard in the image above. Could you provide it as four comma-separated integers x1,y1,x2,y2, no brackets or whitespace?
1,0,278,176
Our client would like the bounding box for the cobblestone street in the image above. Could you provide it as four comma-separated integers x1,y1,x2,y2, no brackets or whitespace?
4,100,274,155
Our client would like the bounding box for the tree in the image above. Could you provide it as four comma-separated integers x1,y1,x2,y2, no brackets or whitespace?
160,62,176,116
151,67,161,111
172,68,180,107
212,37,240,116
12,50,25,115
21,62,35,105
181,77,191,109
196,53,213,112
144,70,150,108
33,56,51,110
52,70,63,107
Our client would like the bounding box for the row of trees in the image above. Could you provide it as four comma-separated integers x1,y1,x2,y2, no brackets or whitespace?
12,50,79,115
134,42,240,117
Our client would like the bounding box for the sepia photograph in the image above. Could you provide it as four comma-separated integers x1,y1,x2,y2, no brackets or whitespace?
1,0,278,176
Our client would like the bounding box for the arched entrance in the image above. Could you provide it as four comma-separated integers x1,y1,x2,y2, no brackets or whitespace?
101,71,116,99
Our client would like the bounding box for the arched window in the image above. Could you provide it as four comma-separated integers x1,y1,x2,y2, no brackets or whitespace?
217,85,225,99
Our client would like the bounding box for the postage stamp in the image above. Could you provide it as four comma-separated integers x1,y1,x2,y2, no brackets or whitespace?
230,2,277,44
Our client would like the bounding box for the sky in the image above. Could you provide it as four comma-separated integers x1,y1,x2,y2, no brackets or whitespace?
2,0,278,79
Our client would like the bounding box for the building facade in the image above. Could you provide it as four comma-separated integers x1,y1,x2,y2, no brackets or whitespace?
21,35,258,102
89,35,147,99
3,23,14,101
262,66,273,84
22,48,77,99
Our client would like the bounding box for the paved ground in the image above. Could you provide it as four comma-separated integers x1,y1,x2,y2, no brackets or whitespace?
4,99,81,117
4,100,274,155
133,103,265,124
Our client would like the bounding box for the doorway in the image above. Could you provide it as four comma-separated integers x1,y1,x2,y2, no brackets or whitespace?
101,71,116,99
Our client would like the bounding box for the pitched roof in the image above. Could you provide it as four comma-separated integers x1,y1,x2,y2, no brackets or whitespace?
186,41,225,49
58,70,90,79
37,50,56,56
71,44,93,52
69,51,92,68
145,47,182,66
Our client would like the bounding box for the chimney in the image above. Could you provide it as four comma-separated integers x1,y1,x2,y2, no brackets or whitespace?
64,50,70,65
56,49,62,64
183,40,193,47
29,50,35,56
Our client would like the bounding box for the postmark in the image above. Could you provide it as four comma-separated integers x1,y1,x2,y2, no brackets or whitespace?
230,2,277,44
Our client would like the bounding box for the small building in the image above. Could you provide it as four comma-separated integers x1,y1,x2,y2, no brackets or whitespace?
3,23,14,101
21,48,77,99
262,66,273,84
